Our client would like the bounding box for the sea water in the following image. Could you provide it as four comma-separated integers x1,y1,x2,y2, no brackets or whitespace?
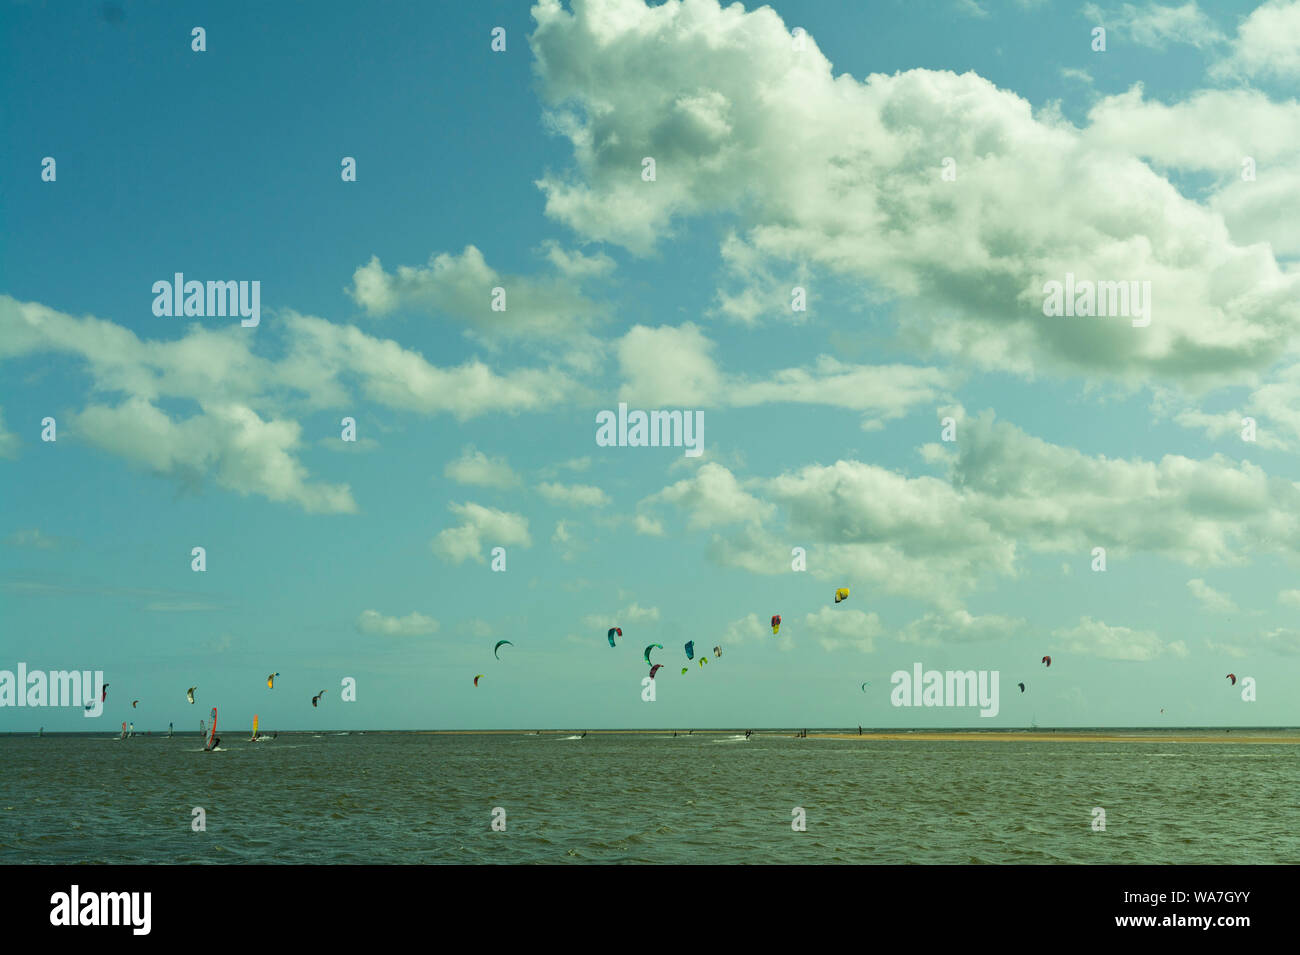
2,732,1298,864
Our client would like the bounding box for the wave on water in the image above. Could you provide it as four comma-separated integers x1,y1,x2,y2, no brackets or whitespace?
712,735,751,743
559,735,583,740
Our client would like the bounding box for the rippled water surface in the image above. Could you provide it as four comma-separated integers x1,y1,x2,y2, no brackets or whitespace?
4,732,1299,863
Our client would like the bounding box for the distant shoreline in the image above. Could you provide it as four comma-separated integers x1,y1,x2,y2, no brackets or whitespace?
9,728,1300,743
411,730,1300,743
816,732,1300,744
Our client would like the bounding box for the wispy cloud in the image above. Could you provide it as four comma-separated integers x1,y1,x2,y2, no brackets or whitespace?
444,446,520,488
356,610,441,637
432,502,531,564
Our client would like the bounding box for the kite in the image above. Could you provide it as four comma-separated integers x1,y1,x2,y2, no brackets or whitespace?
494,640,513,660
607,627,622,647
644,644,663,665
834,588,850,604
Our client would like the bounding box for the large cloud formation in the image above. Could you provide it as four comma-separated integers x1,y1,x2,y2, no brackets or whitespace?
639,411,1300,606
530,0,1300,383
0,296,578,512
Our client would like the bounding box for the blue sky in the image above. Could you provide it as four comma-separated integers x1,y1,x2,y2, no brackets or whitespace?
4,0,1300,730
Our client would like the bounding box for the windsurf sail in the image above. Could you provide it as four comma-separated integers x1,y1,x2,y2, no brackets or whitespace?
168,722,174,738
120,722,127,740
205,708,217,751
251,714,259,741
129,721,134,737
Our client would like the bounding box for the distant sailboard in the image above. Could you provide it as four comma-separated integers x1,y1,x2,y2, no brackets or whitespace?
204,707,218,752
249,714,271,742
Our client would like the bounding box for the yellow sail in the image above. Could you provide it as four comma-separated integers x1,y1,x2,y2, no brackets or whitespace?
252,713,259,740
